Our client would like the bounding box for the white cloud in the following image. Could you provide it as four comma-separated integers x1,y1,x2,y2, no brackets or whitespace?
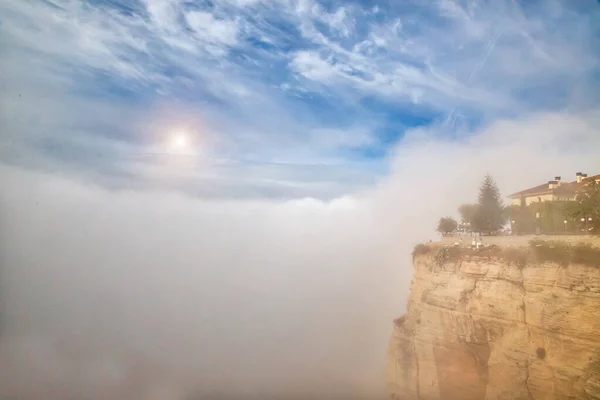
286,0,600,113
144,0,180,33
322,7,354,38
0,0,599,199
290,50,338,81
225,0,263,6
1,0,599,165
1,110,600,399
185,11,239,47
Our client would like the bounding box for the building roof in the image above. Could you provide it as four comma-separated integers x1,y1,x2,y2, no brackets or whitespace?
587,173,600,181
507,173,599,199
508,183,553,198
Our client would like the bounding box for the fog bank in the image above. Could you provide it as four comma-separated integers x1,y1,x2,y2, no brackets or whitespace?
1,112,599,399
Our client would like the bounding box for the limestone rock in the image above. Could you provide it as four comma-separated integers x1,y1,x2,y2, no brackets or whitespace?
388,248,600,400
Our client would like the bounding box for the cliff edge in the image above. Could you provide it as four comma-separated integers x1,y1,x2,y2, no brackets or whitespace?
387,240,600,400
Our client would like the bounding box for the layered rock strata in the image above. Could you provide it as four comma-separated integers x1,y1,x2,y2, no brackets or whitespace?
388,246,600,399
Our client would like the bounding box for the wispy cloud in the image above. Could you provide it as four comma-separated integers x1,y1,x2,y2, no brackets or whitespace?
0,0,599,197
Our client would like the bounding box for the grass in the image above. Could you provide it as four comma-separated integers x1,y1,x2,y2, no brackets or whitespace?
413,239,600,268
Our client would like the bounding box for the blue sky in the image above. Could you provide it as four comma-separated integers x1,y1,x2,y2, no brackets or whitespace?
1,0,600,198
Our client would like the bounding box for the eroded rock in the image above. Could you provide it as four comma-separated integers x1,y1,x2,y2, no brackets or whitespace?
388,246,600,400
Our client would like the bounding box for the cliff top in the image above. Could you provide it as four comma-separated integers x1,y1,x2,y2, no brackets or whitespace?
438,234,600,248
413,238,600,268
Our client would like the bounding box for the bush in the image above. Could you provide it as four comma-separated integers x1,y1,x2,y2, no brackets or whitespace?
529,239,572,266
410,239,600,269
434,246,462,266
500,247,529,268
412,244,432,259
528,239,600,268
571,243,600,267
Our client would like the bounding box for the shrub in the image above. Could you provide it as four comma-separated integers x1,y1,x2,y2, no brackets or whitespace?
571,243,600,267
529,239,571,267
411,239,600,268
529,239,600,268
412,244,432,259
434,246,462,266
477,244,502,258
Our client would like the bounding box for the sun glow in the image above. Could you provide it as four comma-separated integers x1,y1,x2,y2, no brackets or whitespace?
170,133,188,150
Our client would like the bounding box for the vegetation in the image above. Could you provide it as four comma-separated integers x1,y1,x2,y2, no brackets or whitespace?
504,179,599,235
453,175,505,235
434,246,462,266
505,200,578,235
458,203,478,226
472,174,506,234
564,178,600,233
437,217,458,236
412,243,432,259
412,239,600,268
439,173,598,236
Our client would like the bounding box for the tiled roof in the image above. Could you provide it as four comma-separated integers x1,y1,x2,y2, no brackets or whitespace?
507,183,553,198
587,173,600,181
507,173,599,199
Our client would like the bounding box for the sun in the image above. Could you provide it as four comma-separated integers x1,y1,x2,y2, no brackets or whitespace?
170,133,188,150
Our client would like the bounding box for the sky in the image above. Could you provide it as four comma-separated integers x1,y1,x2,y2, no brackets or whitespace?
1,0,600,198
1,0,600,399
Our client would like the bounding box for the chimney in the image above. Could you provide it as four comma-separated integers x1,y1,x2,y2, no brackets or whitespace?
548,180,558,189
554,176,561,186
576,172,583,183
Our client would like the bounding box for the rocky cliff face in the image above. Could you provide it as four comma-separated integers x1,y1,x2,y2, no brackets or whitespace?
387,245,600,400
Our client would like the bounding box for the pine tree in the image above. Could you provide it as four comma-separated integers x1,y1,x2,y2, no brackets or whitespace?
473,174,505,235
458,203,479,225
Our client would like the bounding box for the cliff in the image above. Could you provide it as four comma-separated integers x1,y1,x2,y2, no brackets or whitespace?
387,241,600,400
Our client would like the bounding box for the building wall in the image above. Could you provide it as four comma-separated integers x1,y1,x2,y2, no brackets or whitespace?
510,194,555,206
525,193,554,205
510,192,578,206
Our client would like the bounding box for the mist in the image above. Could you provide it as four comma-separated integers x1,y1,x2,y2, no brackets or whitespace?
1,112,599,399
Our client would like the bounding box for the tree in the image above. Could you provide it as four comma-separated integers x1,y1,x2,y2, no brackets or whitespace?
472,174,505,235
564,178,600,233
458,203,479,226
437,217,458,236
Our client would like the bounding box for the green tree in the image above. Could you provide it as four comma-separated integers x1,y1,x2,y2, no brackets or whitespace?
564,179,600,233
437,217,458,236
472,174,505,235
458,203,479,226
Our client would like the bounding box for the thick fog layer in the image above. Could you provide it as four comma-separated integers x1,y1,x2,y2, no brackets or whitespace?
1,112,599,399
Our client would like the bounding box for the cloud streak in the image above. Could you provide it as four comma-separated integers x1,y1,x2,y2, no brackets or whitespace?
1,0,599,197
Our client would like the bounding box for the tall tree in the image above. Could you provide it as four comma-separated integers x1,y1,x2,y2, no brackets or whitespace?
437,217,458,236
458,203,479,226
473,174,505,235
